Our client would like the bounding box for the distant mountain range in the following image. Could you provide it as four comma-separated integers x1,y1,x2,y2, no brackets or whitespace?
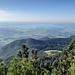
0,36,73,63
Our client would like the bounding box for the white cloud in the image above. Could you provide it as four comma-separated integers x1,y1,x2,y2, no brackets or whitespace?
0,9,16,21
0,9,75,23
0,10,50,22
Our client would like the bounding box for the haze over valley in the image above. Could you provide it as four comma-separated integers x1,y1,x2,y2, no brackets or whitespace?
0,22,75,48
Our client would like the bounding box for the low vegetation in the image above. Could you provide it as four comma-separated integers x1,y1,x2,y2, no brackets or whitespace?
44,50,62,56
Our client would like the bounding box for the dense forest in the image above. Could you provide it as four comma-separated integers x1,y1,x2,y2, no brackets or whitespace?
0,38,75,75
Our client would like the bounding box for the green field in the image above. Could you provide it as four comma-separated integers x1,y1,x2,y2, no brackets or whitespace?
44,50,62,56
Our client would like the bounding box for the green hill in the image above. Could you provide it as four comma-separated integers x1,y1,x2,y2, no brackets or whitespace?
0,37,72,63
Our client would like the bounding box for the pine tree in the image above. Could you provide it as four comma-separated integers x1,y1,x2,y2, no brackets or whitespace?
70,56,75,75
0,62,8,75
31,49,38,68
7,57,18,75
17,44,32,75
31,49,41,75
17,44,29,61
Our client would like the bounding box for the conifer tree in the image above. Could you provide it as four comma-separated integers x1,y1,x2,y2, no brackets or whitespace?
31,49,38,68
17,44,32,75
7,57,18,75
0,62,8,75
17,44,29,61
31,49,41,75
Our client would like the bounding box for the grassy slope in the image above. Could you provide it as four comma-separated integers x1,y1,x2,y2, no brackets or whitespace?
44,50,62,56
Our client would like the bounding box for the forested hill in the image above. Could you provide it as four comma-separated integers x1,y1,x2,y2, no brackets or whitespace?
0,37,73,62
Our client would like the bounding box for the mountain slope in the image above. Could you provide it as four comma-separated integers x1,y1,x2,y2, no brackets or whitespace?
0,37,72,62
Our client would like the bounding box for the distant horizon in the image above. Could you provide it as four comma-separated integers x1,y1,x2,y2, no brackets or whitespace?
0,22,75,28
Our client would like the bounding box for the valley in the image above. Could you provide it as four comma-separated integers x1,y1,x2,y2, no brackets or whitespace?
0,24,75,48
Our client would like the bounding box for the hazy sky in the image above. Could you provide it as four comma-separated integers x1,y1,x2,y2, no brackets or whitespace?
0,0,75,23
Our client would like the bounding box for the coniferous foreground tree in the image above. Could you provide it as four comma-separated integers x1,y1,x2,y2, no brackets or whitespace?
17,44,29,60
17,44,32,75
8,44,32,75
69,39,75,75
7,57,18,75
31,49,43,75
0,62,8,75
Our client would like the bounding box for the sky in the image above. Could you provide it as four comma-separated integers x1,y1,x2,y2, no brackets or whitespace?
0,0,75,23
